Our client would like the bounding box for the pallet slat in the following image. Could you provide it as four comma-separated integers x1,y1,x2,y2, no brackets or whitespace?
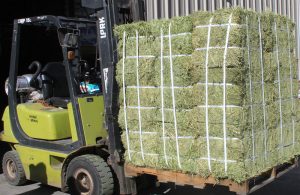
125,157,298,194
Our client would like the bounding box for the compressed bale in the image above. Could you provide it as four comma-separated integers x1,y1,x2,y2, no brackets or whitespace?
191,48,245,69
120,84,245,109
192,25,247,49
116,7,300,183
116,56,196,87
118,34,193,58
114,16,193,38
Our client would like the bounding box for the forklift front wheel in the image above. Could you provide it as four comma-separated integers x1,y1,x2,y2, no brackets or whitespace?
66,154,114,195
2,151,27,186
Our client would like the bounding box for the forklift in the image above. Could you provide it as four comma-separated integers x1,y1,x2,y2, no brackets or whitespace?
0,0,144,194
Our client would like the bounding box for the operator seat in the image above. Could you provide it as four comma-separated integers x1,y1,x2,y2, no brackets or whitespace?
40,62,70,108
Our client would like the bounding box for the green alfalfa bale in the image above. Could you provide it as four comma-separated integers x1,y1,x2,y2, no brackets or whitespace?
120,84,245,109
115,57,157,87
123,134,246,180
248,52,278,83
196,67,247,84
192,25,247,49
243,102,281,131
245,82,277,105
278,80,298,100
114,16,194,70
213,7,251,24
114,15,193,38
117,33,193,58
194,52,278,85
152,56,197,86
117,7,300,183
191,47,245,69
118,106,247,138
116,56,196,87
191,11,212,26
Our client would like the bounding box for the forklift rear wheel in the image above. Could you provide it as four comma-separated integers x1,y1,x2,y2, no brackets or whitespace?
2,150,27,186
66,154,114,195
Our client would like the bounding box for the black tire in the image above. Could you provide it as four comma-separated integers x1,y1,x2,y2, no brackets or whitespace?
66,154,114,195
2,150,27,186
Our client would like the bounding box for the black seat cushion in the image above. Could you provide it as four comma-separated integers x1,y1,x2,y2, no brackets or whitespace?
40,62,70,108
41,62,70,99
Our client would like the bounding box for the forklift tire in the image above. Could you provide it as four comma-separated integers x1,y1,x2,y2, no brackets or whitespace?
2,151,27,186
66,154,114,195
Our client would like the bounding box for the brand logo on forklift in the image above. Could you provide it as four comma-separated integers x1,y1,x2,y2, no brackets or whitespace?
99,17,107,39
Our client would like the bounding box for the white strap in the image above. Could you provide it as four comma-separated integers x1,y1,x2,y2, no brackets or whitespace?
127,32,191,39
204,17,214,172
274,22,284,150
195,46,243,51
168,23,181,168
246,16,255,160
258,17,268,160
287,22,296,147
222,14,233,173
122,31,131,160
136,30,145,161
160,28,168,165
126,54,191,59
195,23,246,28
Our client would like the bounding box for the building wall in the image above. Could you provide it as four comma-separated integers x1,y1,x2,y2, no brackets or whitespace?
144,0,300,77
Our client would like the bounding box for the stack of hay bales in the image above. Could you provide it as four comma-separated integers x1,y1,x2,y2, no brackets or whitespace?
114,8,300,182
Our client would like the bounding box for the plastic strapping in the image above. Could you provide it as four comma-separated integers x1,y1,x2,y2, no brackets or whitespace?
222,14,233,173
195,23,246,28
196,46,242,51
122,31,131,160
168,23,181,168
135,30,145,161
274,22,284,150
246,16,255,160
204,17,214,172
160,28,168,165
258,17,268,160
287,22,296,146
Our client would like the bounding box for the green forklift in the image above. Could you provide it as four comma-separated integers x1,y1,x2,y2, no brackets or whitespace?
0,0,143,194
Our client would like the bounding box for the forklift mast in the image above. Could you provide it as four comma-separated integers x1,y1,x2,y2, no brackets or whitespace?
81,0,145,194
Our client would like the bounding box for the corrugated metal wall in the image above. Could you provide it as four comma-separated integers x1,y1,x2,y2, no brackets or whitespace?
145,0,300,76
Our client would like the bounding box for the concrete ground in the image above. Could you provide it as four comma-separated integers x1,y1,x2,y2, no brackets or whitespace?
0,166,300,195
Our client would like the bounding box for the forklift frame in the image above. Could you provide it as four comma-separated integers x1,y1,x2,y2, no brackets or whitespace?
8,15,98,153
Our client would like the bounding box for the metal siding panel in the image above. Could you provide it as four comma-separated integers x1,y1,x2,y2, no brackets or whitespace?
174,0,179,16
241,0,244,8
146,0,151,21
204,0,207,11
153,0,158,19
165,0,169,19
194,0,199,11
287,0,291,18
219,0,223,9
292,0,295,20
283,0,286,16
185,0,190,15
258,0,262,12
279,0,282,14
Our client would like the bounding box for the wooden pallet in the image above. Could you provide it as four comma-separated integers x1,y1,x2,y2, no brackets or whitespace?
125,157,299,195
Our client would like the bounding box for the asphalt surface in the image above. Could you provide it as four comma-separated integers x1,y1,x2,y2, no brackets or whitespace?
1,165,300,195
